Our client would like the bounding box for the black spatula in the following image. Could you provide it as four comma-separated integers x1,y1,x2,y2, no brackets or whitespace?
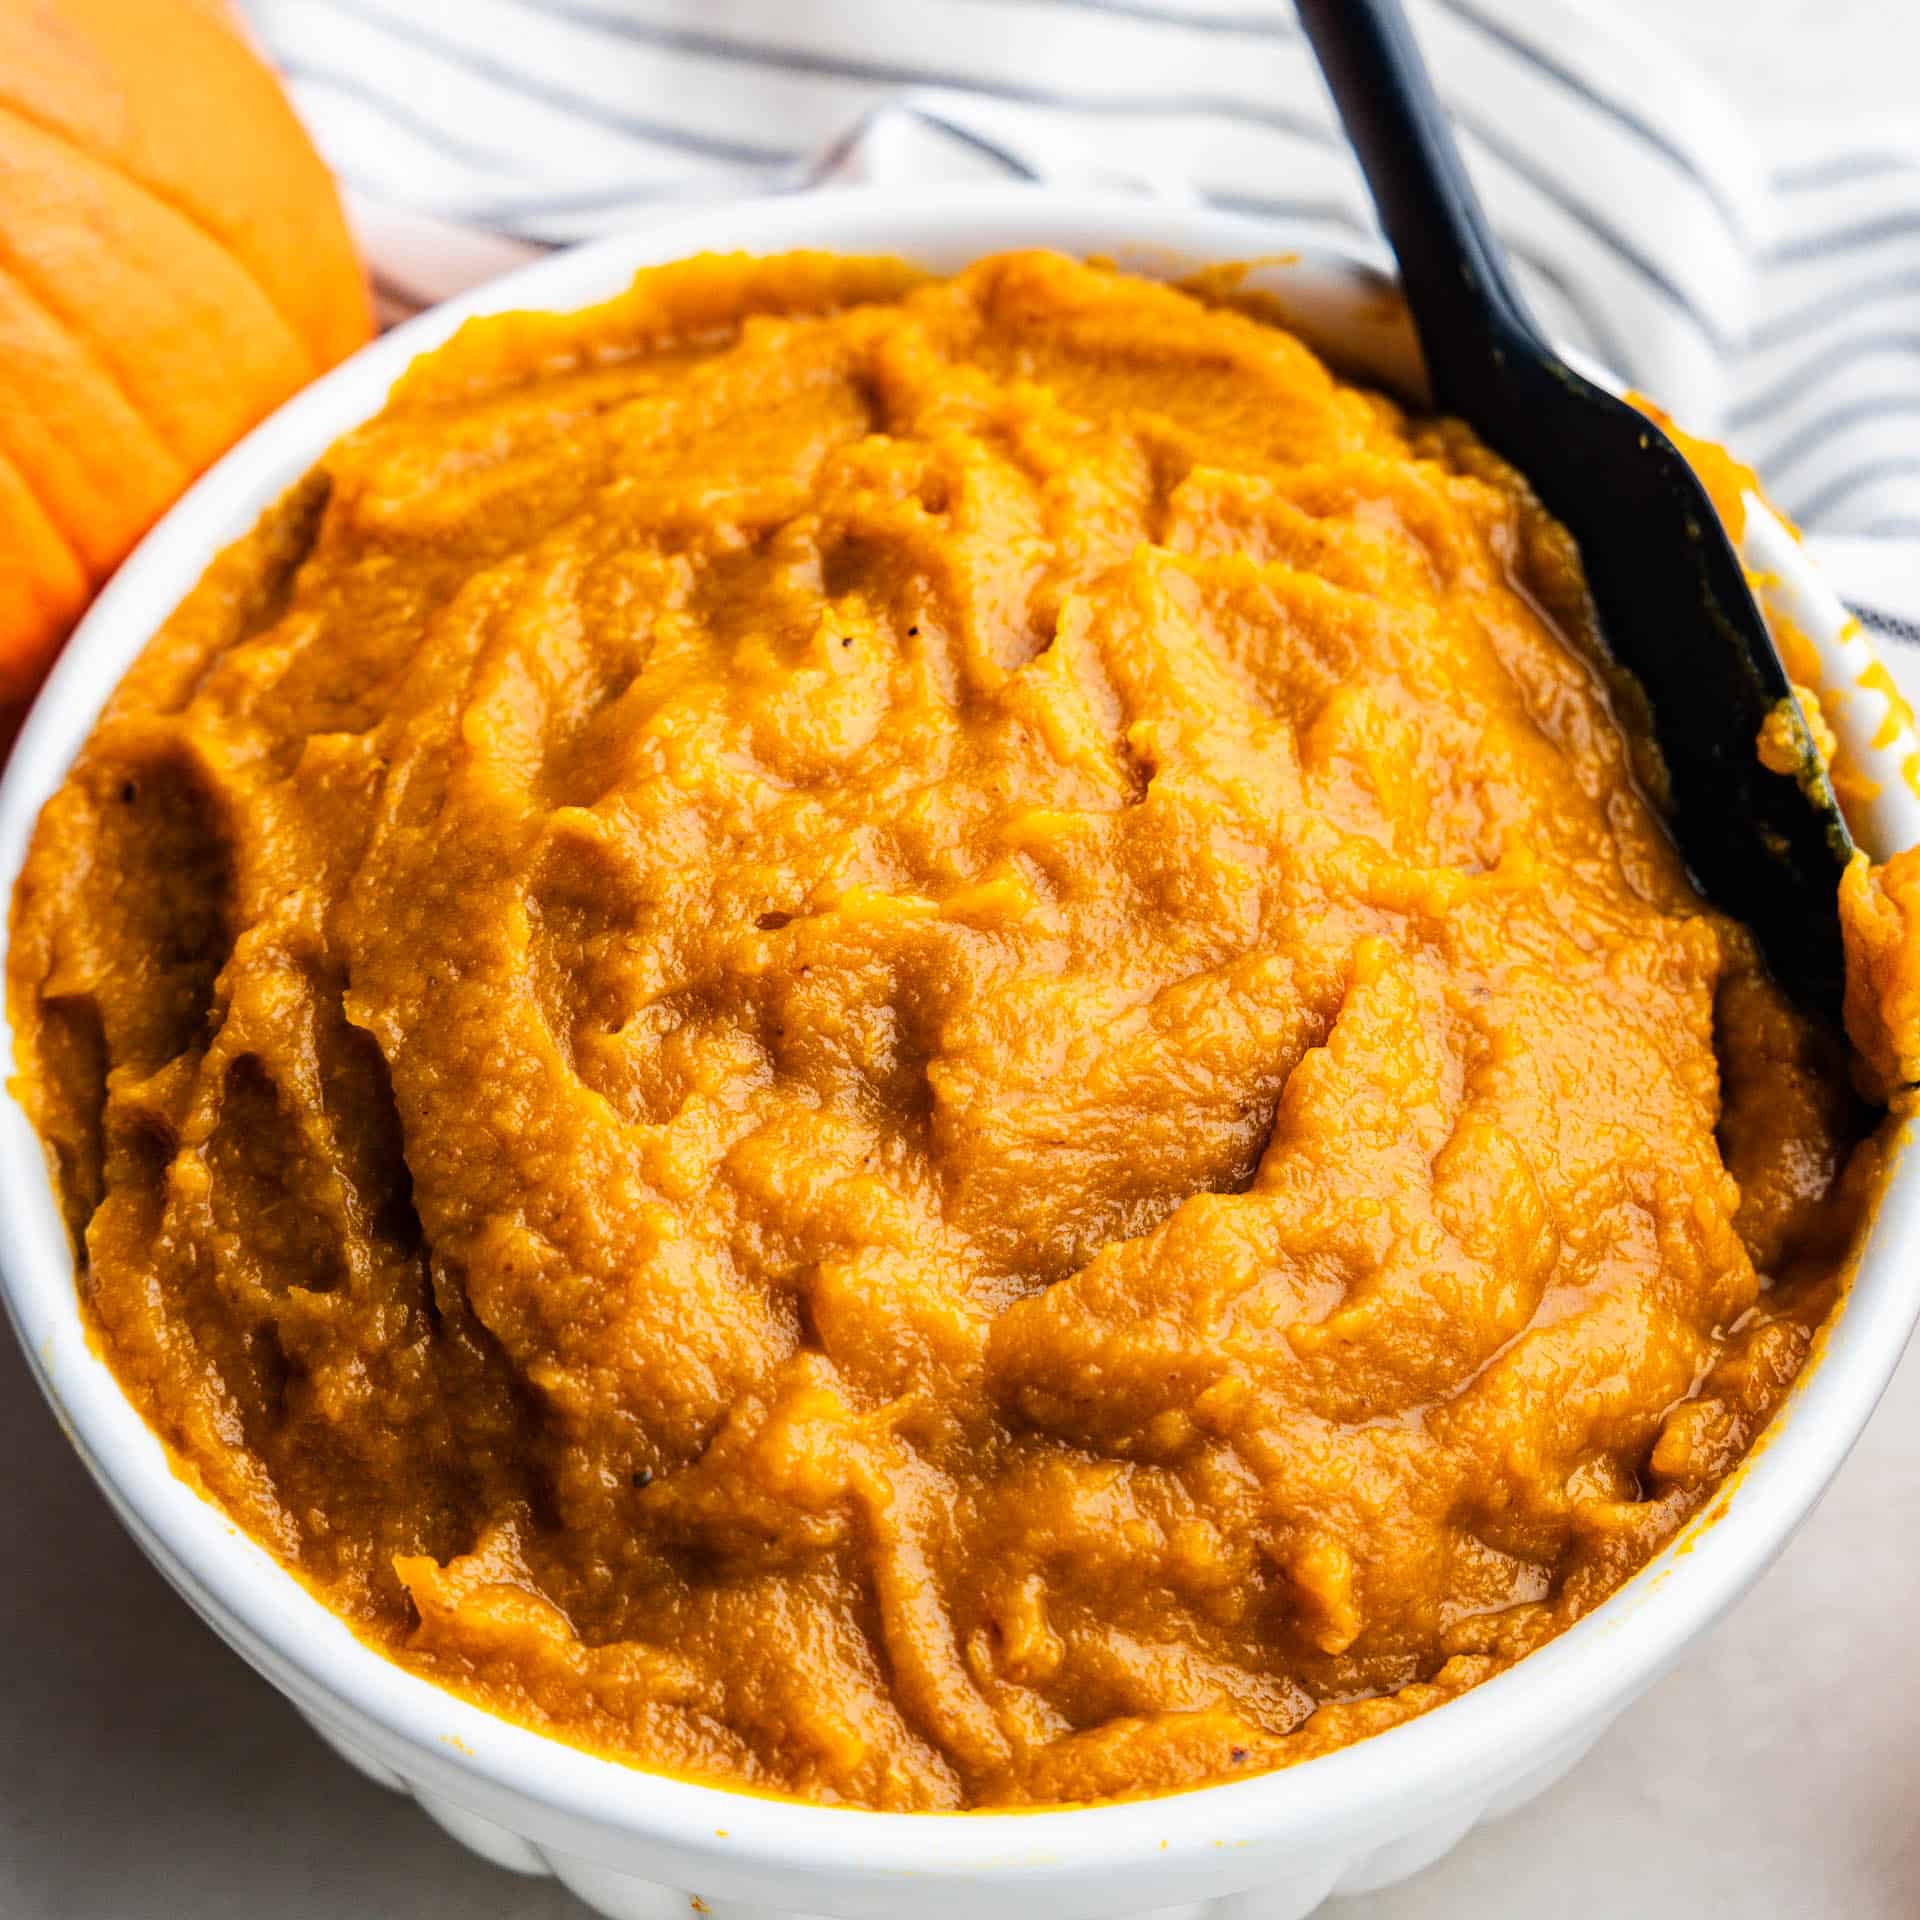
1297,0,1852,1021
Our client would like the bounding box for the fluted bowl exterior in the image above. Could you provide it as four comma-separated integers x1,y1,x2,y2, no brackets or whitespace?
4,188,1917,1920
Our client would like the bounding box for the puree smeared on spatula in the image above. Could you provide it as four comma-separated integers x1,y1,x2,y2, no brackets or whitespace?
10,252,1918,1809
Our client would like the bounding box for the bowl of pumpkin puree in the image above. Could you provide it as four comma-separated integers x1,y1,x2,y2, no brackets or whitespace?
4,191,1920,1919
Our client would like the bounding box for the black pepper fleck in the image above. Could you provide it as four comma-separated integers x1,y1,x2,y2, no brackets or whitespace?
631,1467,654,1489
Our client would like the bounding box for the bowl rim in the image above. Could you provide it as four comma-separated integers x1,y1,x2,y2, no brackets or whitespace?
3,183,1917,1896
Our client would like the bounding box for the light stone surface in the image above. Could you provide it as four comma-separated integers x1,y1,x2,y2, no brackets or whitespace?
3,4,1916,1913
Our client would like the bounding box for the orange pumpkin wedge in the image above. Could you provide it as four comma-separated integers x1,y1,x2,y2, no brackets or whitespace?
0,0,371,733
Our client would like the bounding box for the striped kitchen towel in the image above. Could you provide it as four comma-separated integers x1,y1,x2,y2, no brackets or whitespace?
239,0,1920,633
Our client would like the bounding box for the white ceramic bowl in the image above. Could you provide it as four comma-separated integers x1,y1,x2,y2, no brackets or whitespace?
4,188,1919,1920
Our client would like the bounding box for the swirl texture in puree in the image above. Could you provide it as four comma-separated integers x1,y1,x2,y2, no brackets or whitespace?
7,252,1883,1809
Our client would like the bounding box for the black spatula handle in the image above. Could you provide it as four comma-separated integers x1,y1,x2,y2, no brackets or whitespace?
1298,0,1854,1024
1297,0,1544,410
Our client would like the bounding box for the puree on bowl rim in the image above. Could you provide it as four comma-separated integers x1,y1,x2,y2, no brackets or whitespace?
7,247,1918,1813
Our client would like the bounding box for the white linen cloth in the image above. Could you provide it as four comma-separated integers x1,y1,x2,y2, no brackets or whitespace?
239,0,1920,636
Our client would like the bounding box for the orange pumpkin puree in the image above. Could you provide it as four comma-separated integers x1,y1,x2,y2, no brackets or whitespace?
8,252,1914,1810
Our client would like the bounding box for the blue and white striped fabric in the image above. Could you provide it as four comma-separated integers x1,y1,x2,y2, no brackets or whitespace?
238,0,1920,630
